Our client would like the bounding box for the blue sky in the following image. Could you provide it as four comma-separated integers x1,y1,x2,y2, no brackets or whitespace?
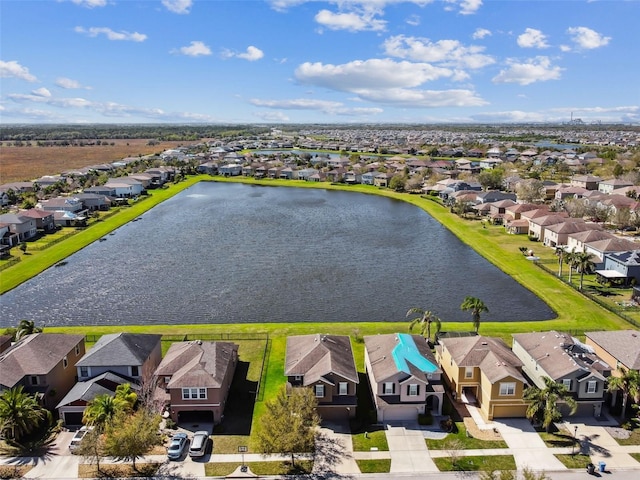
1,0,638,124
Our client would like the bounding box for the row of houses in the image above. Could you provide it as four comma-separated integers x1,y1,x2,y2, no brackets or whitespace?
2,329,638,428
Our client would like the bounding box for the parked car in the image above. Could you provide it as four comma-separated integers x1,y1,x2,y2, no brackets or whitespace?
188,430,210,458
167,432,188,460
69,426,94,452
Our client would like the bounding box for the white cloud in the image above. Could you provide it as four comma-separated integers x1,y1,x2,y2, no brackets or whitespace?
173,41,212,57
470,110,548,123
250,97,383,116
8,93,93,109
492,56,562,85
70,0,107,7
406,14,420,26
358,87,487,107
32,87,51,97
560,45,571,52
0,60,37,82
74,26,147,42
56,77,90,89
472,28,491,40
162,0,193,15
383,35,494,70
254,111,291,122
295,58,453,91
566,26,611,50
517,28,549,49
314,9,386,32
471,105,640,124
236,46,265,61
445,0,482,15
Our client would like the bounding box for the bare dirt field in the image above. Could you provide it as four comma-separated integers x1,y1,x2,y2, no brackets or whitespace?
0,139,185,184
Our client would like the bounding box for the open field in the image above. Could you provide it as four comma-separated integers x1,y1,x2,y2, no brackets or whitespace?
0,140,185,184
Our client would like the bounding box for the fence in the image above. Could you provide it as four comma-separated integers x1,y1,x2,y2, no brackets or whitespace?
0,256,21,272
28,231,78,251
533,260,640,329
84,332,269,343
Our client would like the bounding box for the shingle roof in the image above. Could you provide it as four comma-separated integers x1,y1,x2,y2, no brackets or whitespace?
285,334,358,385
585,330,640,370
56,371,135,408
364,334,440,383
439,336,526,384
0,333,84,389
155,341,238,389
76,333,161,367
513,331,610,380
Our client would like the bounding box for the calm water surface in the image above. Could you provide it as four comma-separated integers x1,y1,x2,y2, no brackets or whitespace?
0,183,555,327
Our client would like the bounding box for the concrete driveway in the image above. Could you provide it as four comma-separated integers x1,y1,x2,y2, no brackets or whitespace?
385,422,438,473
313,421,360,475
494,418,565,471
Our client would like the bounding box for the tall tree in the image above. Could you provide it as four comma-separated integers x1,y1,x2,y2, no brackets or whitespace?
460,296,488,334
0,386,49,442
554,247,565,277
607,367,640,418
103,410,162,471
256,386,320,467
574,252,595,291
406,307,441,342
524,377,577,433
564,248,577,284
83,394,119,430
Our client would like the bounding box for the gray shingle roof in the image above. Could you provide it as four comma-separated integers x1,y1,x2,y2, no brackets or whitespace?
0,333,84,389
585,330,640,370
76,333,161,367
56,371,135,408
285,334,359,385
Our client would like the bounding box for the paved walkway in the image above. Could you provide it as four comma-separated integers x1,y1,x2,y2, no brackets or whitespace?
314,423,360,474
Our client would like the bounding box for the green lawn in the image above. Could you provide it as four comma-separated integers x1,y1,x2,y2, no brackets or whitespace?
630,453,640,463
613,426,640,446
426,422,508,450
555,454,592,468
351,429,389,452
356,459,391,473
433,455,516,472
203,460,313,476
538,426,577,448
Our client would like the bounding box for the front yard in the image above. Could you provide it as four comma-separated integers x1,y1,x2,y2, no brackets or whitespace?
426,422,508,450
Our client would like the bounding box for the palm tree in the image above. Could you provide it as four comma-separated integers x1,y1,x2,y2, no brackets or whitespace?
555,246,565,277
83,394,120,430
460,296,488,334
524,377,577,433
114,383,138,413
406,307,441,343
14,319,43,341
574,251,595,291
564,248,577,284
0,386,48,442
607,367,640,419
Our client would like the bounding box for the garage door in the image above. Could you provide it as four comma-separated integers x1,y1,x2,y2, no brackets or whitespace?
381,406,419,422
318,406,350,422
63,412,84,426
492,405,527,419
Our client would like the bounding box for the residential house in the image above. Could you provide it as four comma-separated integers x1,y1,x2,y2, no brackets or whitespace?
512,331,610,417
38,197,85,213
0,213,37,244
364,333,444,422
584,237,639,268
104,178,143,197
436,336,528,421
598,250,640,286
285,334,359,420
475,191,517,204
527,213,570,241
219,164,242,177
571,175,601,191
56,371,138,426
541,219,592,247
361,172,376,185
0,333,85,410
0,335,12,354
598,178,633,194
20,209,56,232
374,172,394,187
74,193,112,211
566,230,616,256
154,340,238,425
76,333,162,383
84,185,117,197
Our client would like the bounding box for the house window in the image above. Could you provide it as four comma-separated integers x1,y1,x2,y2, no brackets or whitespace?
314,385,325,398
75,345,80,356
79,366,89,378
182,388,206,400
164,376,171,384
408,384,419,396
499,382,516,396
465,367,474,379
562,379,572,390
63,356,68,369
339,382,348,395
294,375,302,382
587,381,597,394
131,366,139,377
383,382,395,395
30,376,39,386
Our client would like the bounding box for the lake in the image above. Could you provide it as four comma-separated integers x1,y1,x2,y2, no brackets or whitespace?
0,182,555,327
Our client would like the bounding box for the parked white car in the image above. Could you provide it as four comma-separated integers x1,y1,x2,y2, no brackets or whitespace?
69,426,93,453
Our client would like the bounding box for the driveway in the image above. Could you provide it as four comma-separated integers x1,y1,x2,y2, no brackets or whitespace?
313,421,360,475
385,422,438,473
494,418,565,471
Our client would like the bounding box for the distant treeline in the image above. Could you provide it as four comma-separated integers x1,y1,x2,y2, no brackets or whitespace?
0,124,272,142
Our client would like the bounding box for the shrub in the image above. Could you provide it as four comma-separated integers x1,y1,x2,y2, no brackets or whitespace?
418,413,433,425
165,418,177,430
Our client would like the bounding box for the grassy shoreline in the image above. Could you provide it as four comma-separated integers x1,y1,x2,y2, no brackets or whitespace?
2,175,629,332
